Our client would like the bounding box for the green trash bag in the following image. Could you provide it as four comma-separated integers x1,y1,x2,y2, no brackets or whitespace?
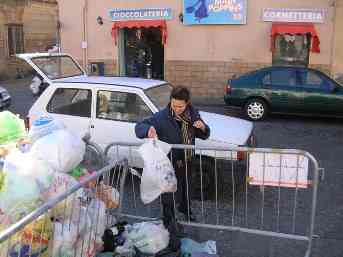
0,111,26,145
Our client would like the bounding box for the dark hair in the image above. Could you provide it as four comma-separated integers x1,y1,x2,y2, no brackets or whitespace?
170,86,191,102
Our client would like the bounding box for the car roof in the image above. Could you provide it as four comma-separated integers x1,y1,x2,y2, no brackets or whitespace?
53,76,167,90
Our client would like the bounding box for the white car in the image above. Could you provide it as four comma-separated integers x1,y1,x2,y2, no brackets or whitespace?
17,53,255,171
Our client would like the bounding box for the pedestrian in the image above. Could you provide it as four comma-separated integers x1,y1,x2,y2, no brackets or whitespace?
135,86,210,226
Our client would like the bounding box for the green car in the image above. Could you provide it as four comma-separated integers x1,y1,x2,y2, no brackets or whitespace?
224,66,343,121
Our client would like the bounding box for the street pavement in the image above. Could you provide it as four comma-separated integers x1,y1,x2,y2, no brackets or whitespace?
1,78,343,256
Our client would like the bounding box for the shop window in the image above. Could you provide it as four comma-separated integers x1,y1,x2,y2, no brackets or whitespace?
7,24,24,56
96,90,152,123
272,34,310,67
47,88,92,118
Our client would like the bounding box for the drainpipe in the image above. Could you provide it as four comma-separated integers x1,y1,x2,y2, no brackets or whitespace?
82,0,89,71
329,0,337,76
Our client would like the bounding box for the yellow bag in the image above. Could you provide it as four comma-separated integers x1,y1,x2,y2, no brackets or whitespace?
0,214,53,257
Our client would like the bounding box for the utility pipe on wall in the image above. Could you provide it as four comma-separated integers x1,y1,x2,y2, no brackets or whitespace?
82,0,89,71
329,0,337,76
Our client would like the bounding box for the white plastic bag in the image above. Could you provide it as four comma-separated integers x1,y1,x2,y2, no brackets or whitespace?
88,199,107,244
52,221,79,257
31,129,86,173
28,116,65,143
138,139,177,204
127,221,170,254
52,208,92,257
42,172,82,221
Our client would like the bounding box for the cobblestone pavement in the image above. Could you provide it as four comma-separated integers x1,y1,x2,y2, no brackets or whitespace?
1,78,343,257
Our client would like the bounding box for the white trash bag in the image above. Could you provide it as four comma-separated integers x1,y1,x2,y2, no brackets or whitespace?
31,129,86,173
138,139,177,204
127,221,170,254
28,116,65,143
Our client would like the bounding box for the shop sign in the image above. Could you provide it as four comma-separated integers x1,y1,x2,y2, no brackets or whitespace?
109,8,172,21
183,0,247,25
262,8,325,23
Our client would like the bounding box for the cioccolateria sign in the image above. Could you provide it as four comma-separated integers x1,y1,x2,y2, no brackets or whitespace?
109,8,173,21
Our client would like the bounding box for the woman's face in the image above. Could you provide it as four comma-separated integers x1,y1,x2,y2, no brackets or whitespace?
171,98,188,116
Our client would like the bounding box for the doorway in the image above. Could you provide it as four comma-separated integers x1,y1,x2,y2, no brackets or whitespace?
120,27,164,79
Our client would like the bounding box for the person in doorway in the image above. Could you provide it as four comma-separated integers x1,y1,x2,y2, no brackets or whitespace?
135,86,210,225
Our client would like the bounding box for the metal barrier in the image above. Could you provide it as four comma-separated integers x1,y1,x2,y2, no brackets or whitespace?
0,140,126,257
0,141,321,257
105,142,321,257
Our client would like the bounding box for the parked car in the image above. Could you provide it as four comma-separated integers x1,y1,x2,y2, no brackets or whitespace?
0,86,11,110
18,53,255,194
224,66,343,121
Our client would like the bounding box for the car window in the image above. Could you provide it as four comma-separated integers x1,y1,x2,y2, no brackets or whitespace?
262,73,271,84
96,90,152,123
270,70,296,87
47,88,92,117
299,70,323,88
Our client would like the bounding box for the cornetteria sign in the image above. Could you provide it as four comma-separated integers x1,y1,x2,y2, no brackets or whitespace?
262,8,325,23
109,8,173,21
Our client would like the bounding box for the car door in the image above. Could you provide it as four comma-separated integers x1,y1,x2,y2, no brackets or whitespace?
90,88,154,166
261,68,303,113
45,86,92,137
297,69,342,115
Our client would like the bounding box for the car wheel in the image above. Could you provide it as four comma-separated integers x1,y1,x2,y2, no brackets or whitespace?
244,98,268,121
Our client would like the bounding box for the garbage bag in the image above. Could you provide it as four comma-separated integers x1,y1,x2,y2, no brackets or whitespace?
180,238,217,257
0,111,26,145
28,116,64,143
138,139,177,204
42,172,82,221
0,214,53,257
88,199,107,244
0,151,54,222
95,182,120,209
31,129,86,173
52,207,92,257
52,221,79,257
127,221,170,254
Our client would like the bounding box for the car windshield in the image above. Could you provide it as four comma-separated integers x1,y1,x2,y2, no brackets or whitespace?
31,55,84,80
145,84,172,110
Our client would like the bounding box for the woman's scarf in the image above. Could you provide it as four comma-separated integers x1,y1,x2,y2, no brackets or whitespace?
170,105,193,161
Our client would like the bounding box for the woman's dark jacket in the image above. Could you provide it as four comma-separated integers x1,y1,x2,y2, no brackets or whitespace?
135,105,210,162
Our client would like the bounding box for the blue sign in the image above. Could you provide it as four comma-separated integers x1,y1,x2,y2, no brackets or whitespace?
109,8,173,21
183,0,247,25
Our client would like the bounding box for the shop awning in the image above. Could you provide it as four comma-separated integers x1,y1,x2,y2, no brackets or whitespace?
271,23,320,53
111,20,167,45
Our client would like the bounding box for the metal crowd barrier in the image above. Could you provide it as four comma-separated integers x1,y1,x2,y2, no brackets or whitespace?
0,140,127,257
104,142,321,257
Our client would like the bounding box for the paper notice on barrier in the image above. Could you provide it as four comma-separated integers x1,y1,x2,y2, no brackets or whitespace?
249,153,309,188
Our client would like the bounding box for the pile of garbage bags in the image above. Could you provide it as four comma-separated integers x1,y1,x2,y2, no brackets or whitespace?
95,220,218,257
0,112,119,257
0,111,217,257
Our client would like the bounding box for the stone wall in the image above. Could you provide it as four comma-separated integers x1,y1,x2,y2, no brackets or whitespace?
165,60,268,98
0,0,58,80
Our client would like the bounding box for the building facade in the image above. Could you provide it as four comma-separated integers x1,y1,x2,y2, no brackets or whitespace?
0,0,58,80
57,0,343,97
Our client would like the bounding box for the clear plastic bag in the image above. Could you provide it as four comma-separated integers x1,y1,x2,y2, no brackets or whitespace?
0,151,54,222
127,221,170,254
